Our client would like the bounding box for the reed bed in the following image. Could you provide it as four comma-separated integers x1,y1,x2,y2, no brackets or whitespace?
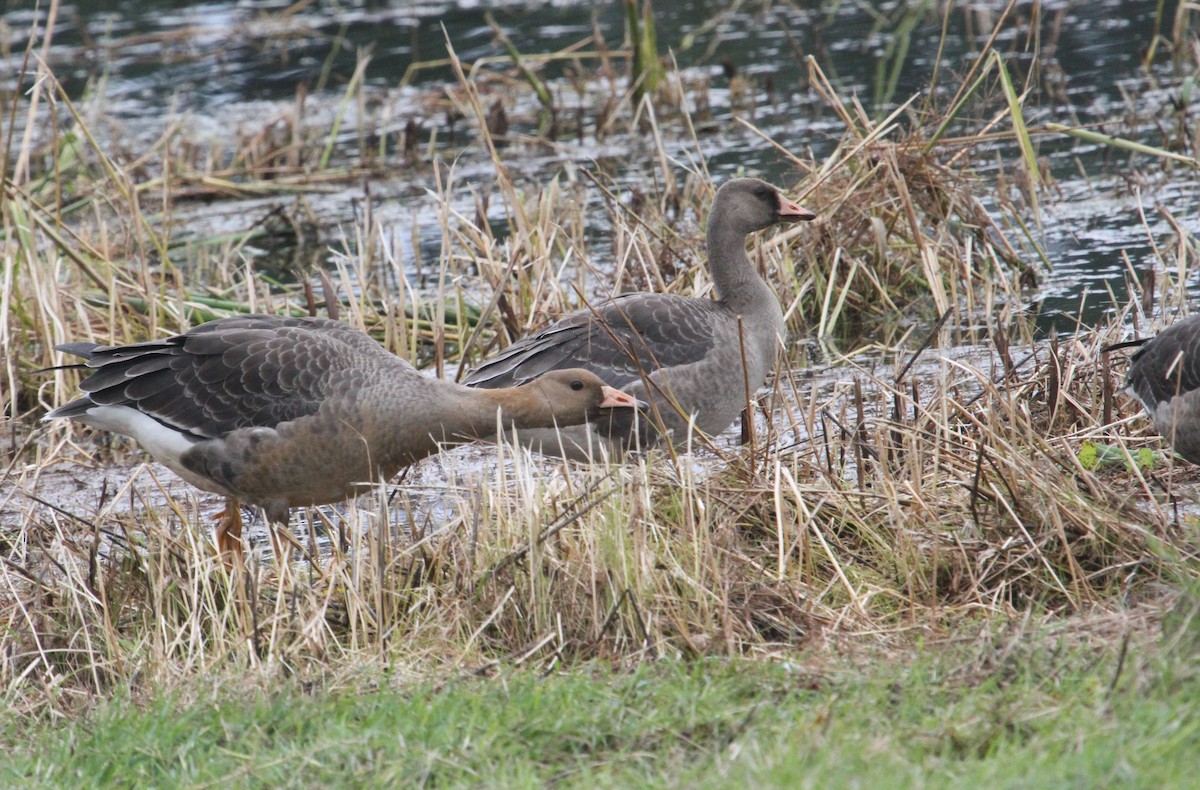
2,0,1198,724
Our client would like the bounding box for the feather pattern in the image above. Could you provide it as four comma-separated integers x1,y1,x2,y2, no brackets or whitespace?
466,292,723,391
55,315,398,441
44,314,642,539
1127,318,1200,413
1125,315,1200,464
463,177,816,458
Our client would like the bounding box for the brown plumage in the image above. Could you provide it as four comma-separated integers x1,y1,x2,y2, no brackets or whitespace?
1124,315,1200,464
44,314,642,558
463,178,816,459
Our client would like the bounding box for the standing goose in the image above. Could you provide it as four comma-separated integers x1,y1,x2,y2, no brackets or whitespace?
44,314,642,558
463,177,816,459
1123,315,1200,463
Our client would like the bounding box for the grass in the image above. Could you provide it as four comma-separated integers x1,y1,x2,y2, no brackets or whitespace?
2,0,1200,783
4,617,1197,788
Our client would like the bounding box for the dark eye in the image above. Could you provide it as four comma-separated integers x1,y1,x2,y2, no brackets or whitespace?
570,379,584,391
754,186,771,199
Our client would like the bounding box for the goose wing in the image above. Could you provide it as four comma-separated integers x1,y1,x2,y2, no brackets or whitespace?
48,314,405,439
464,293,724,390
1128,318,1200,410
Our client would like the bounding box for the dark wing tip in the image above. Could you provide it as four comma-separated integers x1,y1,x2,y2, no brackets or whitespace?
54,341,103,359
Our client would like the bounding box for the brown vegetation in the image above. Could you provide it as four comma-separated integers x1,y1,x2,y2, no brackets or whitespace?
2,0,1198,722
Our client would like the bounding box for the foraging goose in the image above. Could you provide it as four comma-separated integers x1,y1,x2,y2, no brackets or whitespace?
463,177,816,458
1123,315,1200,463
44,314,642,557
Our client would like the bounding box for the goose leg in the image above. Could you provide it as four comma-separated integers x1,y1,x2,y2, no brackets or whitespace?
214,498,245,566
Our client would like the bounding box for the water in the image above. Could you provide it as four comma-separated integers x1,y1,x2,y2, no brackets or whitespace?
4,0,1198,330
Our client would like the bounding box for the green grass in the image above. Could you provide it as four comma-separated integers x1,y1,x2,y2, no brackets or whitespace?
5,628,1197,789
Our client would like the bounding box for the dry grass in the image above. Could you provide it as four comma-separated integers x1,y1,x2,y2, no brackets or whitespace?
2,0,1199,724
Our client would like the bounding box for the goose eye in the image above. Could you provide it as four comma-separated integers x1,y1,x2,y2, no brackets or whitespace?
570,379,584,391
754,186,771,199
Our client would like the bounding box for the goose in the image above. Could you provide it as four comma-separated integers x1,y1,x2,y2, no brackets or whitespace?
1122,315,1200,463
44,314,642,558
462,177,816,459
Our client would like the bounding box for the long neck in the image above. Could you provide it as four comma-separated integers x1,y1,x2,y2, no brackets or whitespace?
706,214,771,313
435,383,561,443
365,380,564,476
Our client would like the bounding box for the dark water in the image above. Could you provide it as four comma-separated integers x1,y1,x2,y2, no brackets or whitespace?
4,0,1198,331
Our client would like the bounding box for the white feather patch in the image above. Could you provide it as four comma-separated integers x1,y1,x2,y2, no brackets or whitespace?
71,404,197,468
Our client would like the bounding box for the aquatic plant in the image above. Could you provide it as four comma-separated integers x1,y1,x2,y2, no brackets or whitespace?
2,0,1198,727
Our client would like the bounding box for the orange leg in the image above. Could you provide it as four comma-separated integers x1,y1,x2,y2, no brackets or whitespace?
214,497,245,568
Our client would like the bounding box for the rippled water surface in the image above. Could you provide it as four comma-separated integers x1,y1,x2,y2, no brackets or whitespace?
5,0,1197,332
